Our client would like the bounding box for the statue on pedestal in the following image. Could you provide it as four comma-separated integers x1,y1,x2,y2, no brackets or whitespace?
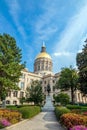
47,84,51,96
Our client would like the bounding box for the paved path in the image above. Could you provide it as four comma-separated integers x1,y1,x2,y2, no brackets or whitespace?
3,111,65,130
2,95,65,130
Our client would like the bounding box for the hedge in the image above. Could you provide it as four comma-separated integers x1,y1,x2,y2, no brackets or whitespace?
7,105,41,119
18,106,41,119
66,105,81,109
55,106,70,120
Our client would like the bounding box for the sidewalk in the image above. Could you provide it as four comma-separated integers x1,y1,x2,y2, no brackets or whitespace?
2,111,65,130
2,95,65,130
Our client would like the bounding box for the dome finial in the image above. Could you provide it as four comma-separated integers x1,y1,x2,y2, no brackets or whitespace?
84,38,87,43
42,41,45,47
41,41,46,52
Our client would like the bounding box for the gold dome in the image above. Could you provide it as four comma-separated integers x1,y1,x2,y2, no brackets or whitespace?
36,52,51,59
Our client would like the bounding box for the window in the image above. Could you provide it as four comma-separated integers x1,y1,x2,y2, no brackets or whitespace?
46,66,48,70
78,93,80,102
44,81,46,84
13,100,17,105
20,82,24,89
42,65,44,70
40,81,42,84
7,91,11,97
53,80,55,83
45,87,46,92
38,66,40,70
13,91,18,97
6,100,10,104
20,92,24,98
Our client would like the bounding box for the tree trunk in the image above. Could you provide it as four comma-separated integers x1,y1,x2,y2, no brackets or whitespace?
71,87,74,104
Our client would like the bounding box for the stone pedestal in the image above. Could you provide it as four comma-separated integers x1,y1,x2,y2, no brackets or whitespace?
42,95,54,112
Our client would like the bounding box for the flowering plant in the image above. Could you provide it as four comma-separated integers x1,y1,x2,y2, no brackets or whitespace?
60,113,87,129
70,125,87,130
83,112,87,116
0,119,11,127
0,109,22,124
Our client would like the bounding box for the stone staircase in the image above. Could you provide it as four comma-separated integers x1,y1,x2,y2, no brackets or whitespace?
42,95,54,112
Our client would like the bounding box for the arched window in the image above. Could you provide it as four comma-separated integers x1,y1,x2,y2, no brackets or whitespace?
13,100,17,105
6,100,10,104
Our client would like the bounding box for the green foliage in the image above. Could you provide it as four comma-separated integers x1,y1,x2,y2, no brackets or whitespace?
66,104,81,109
55,67,78,104
55,106,70,120
27,80,44,105
76,43,87,95
78,102,87,106
54,93,70,105
20,97,26,105
0,124,4,129
66,105,87,113
18,106,40,119
7,105,19,110
7,105,41,119
0,34,25,100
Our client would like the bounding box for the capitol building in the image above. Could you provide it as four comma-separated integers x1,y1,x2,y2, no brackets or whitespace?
6,44,87,105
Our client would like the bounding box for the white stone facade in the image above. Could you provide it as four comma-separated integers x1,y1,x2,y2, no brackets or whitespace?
5,45,87,105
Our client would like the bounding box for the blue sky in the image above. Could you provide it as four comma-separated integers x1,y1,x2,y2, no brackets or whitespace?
0,0,87,73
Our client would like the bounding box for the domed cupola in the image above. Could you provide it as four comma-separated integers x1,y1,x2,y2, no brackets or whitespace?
34,43,53,75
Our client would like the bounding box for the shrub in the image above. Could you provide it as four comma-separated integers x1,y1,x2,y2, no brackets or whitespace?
0,124,4,129
7,105,29,109
66,105,81,109
70,125,87,130
0,109,22,124
71,109,81,114
0,118,11,128
0,119,11,127
55,106,70,120
54,93,70,106
78,103,87,106
83,112,87,116
81,107,87,112
19,106,41,119
7,105,41,119
60,113,87,129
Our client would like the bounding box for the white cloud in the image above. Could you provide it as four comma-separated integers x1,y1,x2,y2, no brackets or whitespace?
78,50,82,53
52,1,87,72
54,1,87,52
6,0,26,39
53,52,74,57
53,52,76,73
34,1,58,41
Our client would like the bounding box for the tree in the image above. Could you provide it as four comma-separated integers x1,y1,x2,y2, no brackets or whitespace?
55,67,78,104
54,93,70,105
76,42,87,95
26,80,44,105
0,34,25,101
20,97,26,105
